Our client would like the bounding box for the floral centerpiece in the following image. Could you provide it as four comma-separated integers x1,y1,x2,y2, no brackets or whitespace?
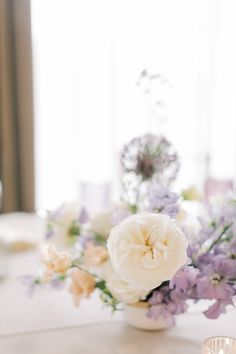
23,134,236,330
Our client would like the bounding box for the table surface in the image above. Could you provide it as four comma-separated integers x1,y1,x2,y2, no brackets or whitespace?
0,250,236,354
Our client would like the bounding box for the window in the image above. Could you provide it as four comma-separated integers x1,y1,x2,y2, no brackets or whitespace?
31,0,236,210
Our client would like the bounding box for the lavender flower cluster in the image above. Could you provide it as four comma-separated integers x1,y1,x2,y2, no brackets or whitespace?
147,283,188,326
147,183,179,218
31,134,236,324
167,193,236,320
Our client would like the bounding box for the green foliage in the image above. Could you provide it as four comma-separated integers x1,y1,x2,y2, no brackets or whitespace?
94,233,107,245
96,280,120,312
68,222,80,237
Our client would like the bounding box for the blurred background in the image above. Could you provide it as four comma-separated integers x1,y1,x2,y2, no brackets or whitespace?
1,0,236,340
1,0,236,213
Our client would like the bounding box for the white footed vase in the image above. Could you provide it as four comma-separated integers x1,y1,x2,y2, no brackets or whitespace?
124,303,173,331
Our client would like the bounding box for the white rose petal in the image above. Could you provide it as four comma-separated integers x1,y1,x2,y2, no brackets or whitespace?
90,209,114,238
107,212,188,291
97,260,149,304
90,202,131,239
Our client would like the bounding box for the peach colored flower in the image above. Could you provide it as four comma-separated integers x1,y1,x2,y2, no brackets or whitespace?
69,268,95,306
42,245,71,281
84,243,108,266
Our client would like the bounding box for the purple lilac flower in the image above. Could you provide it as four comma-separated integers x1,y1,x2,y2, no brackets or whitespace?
45,227,55,240
196,258,236,301
50,277,66,290
170,266,199,294
177,192,236,319
147,285,187,325
197,192,236,247
169,290,188,314
187,191,236,269
19,275,41,297
147,183,179,218
20,274,66,297
147,305,175,327
148,288,165,306
146,191,236,322
204,299,234,319
121,134,179,185
195,252,216,269
187,243,200,259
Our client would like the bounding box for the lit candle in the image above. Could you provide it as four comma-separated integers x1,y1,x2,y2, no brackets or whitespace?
202,336,236,354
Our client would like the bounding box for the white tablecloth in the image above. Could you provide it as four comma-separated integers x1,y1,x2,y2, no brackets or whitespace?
0,251,236,354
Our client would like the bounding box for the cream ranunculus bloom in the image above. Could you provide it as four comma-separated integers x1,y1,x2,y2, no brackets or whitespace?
90,203,131,239
90,209,114,239
107,212,188,291
97,260,149,304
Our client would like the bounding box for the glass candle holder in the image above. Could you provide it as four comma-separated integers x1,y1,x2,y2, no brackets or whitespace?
202,336,236,354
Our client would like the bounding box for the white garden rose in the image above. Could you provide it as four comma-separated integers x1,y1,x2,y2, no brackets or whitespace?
46,202,82,250
107,212,188,291
90,209,114,239
90,203,131,239
97,260,149,304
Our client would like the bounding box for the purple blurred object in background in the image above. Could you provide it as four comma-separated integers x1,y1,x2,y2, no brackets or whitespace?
205,178,233,200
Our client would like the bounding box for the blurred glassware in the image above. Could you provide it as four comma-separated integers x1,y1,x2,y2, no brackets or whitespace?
0,212,44,252
202,336,236,354
0,212,44,280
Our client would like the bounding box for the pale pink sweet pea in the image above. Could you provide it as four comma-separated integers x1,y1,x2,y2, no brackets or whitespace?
69,269,95,306
84,242,108,266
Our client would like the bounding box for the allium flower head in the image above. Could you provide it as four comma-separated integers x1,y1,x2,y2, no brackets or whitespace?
121,134,179,185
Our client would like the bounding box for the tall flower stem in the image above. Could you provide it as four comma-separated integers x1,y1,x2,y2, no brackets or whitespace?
207,223,233,252
71,262,103,281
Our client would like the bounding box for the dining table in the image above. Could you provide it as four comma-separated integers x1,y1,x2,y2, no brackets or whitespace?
0,214,236,354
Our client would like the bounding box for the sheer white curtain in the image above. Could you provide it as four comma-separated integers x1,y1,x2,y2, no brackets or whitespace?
31,0,236,210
